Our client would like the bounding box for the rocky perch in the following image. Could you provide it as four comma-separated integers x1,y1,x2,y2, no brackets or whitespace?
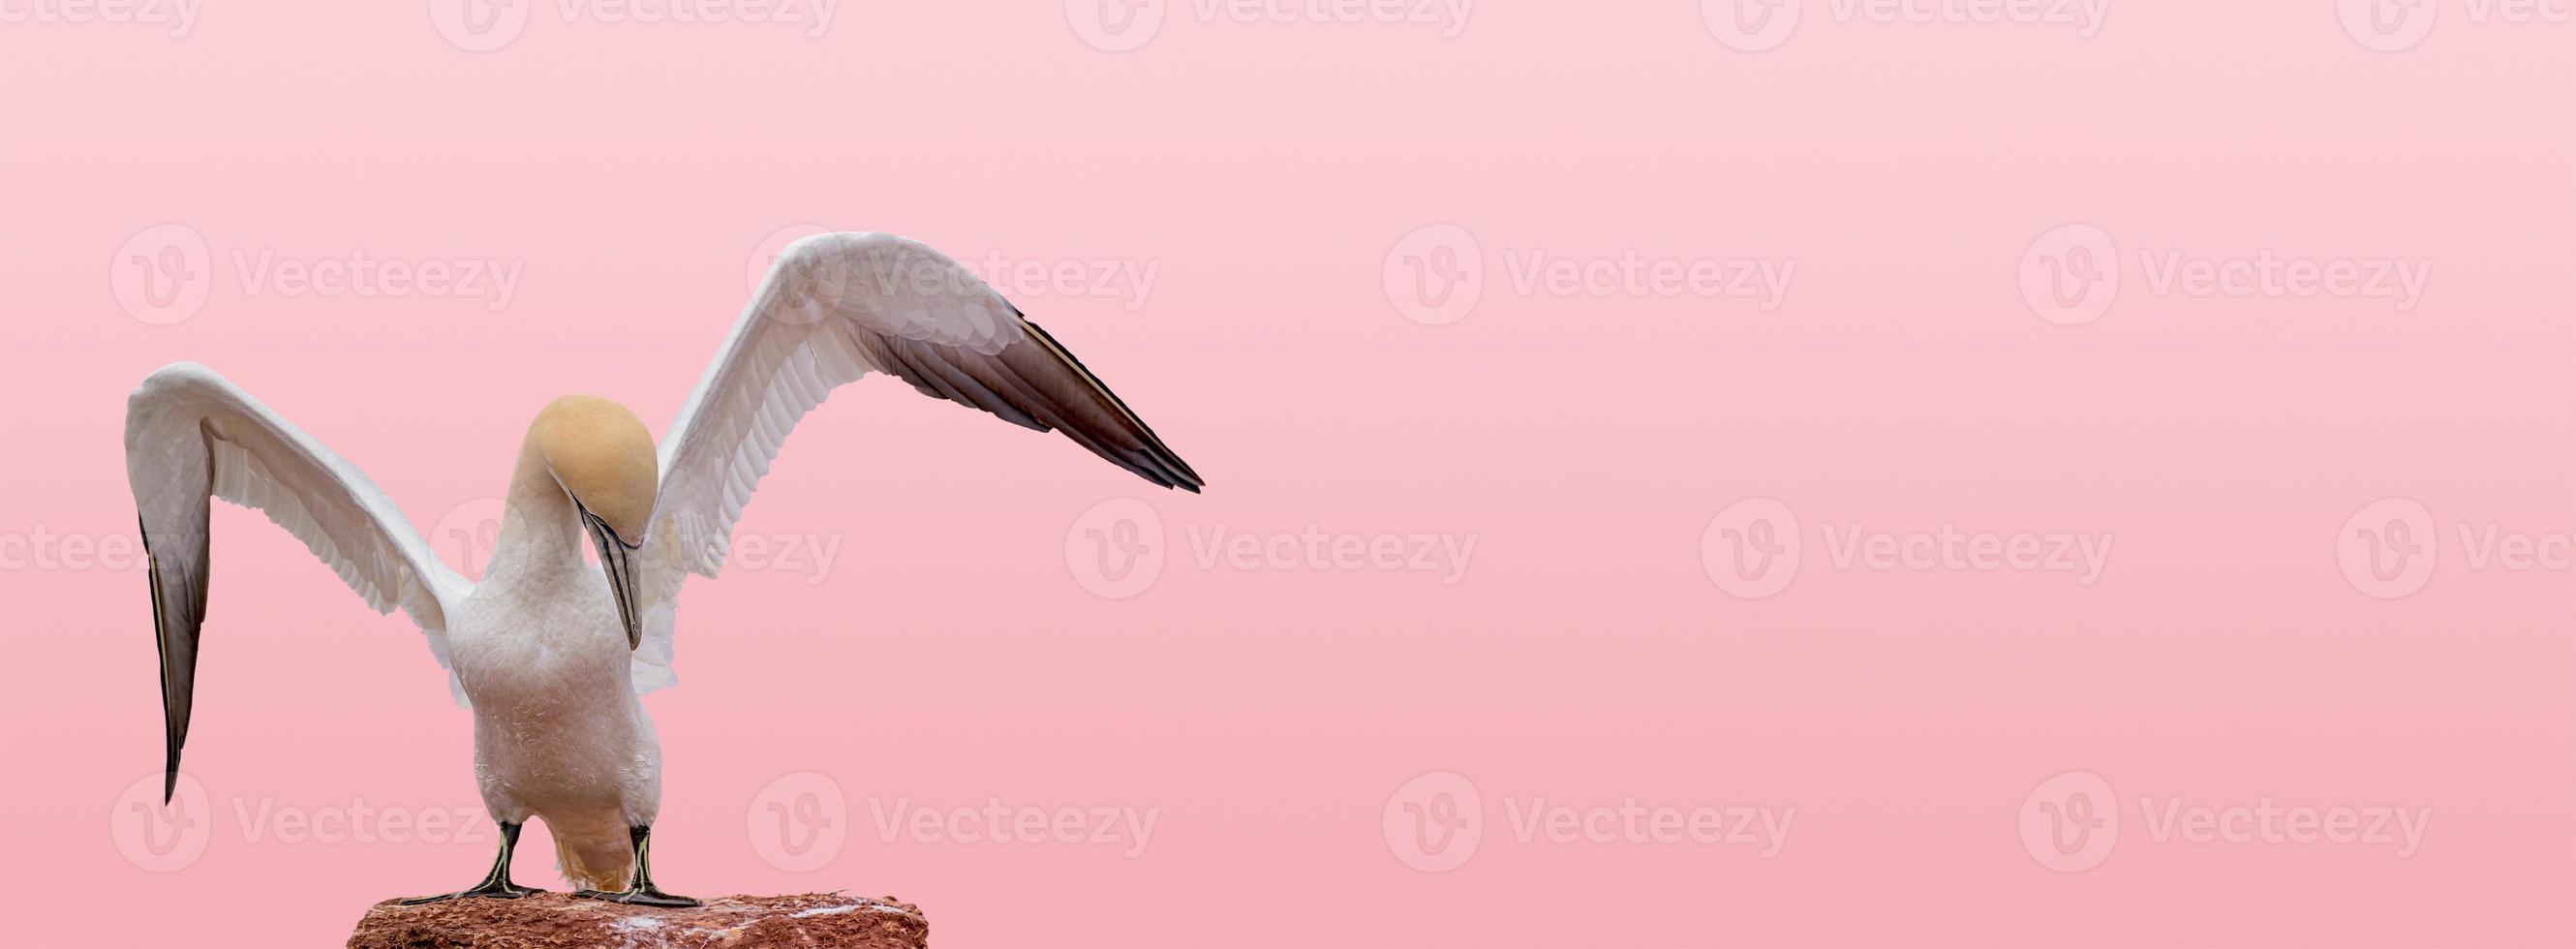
348,892,927,948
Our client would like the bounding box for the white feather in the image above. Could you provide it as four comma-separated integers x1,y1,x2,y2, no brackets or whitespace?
635,232,1026,693
127,362,473,702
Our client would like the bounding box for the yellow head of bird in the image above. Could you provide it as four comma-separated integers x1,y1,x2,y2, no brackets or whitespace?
527,394,658,542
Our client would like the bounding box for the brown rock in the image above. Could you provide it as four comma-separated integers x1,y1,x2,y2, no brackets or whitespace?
347,892,927,948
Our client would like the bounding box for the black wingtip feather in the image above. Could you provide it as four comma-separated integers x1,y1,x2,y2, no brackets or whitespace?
854,305,1205,493
142,512,187,806
1016,318,1206,491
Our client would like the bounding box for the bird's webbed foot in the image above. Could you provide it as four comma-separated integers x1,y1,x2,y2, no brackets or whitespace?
399,880,546,904
569,824,701,908
397,819,545,904
571,885,700,907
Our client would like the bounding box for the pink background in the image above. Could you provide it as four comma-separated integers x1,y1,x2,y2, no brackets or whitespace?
3,0,2572,945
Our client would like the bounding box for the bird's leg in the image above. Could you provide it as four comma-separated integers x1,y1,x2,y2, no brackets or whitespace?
572,825,700,908
399,820,545,904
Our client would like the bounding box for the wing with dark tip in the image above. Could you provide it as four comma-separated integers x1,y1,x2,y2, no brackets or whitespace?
848,312,1202,491
125,363,471,802
637,232,1205,692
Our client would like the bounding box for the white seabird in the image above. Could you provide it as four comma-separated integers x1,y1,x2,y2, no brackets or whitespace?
124,232,1202,905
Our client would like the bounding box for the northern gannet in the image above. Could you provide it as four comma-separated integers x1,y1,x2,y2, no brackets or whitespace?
125,232,1202,906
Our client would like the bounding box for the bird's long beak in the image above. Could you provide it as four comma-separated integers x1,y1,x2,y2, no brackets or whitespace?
577,505,646,651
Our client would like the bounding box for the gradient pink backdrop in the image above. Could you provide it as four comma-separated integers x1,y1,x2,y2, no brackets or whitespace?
3,0,2572,945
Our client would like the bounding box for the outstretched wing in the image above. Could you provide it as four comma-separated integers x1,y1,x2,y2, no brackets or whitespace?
631,231,1202,691
126,362,473,803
